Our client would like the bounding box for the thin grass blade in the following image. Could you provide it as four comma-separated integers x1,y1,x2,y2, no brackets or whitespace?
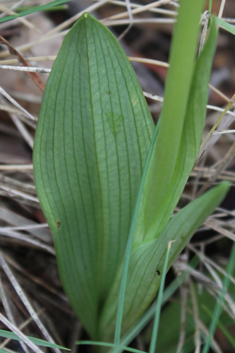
216,17,235,35
0,0,72,24
202,241,235,353
149,241,173,353
109,255,200,353
0,330,69,350
203,307,235,349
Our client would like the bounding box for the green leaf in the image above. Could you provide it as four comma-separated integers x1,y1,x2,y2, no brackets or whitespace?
33,13,154,339
0,329,70,350
203,306,235,349
209,0,213,13
132,0,206,244
100,182,230,341
216,17,235,35
107,9,218,344
111,1,208,343
133,14,218,247
0,0,72,24
34,2,227,345
110,256,200,353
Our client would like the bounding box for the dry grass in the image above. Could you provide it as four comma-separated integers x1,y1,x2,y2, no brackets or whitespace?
0,0,235,352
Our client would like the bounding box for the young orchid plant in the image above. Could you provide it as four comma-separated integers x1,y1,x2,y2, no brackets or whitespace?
33,0,229,344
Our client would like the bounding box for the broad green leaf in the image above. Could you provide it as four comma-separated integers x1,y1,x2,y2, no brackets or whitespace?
100,182,230,341
0,329,70,350
33,13,154,339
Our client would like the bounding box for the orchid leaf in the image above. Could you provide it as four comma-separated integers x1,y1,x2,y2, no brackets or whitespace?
107,9,219,343
33,1,229,345
33,13,154,339
100,182,230,340
111,2,208,342
132,14,218,247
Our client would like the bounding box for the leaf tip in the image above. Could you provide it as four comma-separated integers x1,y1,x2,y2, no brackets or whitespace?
219,180,231,193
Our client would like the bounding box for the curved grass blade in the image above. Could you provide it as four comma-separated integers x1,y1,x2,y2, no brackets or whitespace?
202,241,235,353
0,330,70,350
0,0,72,24
33,13,154,339
149,241,173,353
216,17,235,35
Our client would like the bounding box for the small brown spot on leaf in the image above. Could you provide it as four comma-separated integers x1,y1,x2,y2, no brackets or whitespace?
156,270,161,276
57,221,61,228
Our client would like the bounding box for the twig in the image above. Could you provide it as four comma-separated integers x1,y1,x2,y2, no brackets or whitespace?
0,229,55,254
102,0,174,21
103,18,176,26
0,313,44,353
0,55,56,65
45,0,109,37
218,0,227,18
197,141,235,196
96,0,177,16
0,253,60,353
0,279,29,353
118,0,133,40
0,87,36,121
0,35,45,91
0,65,50,73
0,164,33,170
